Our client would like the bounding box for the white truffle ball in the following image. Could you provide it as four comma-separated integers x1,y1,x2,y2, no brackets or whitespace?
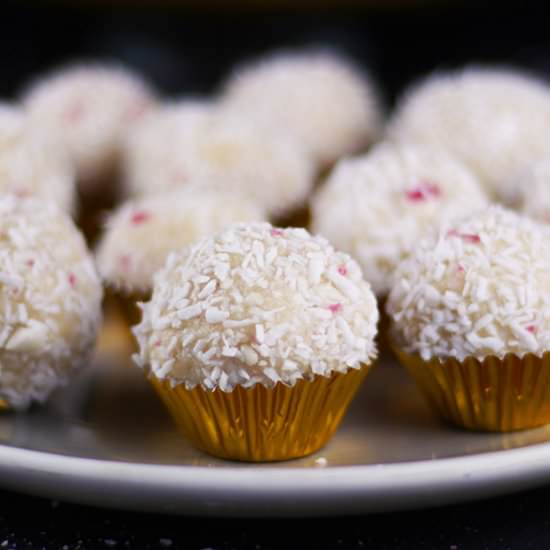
22,63,156,190
96,186,267,294
121,100,213,197
0,197,103,409
388,68,550,203
134,223,378,392
387,206,550,361
311,143,489,296
515,158,550,223
123,106,315,218
222,50,383,167
0,103,75,213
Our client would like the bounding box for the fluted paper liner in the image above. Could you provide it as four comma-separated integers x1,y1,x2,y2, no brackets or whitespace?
394,347,550,432
150,364,371,462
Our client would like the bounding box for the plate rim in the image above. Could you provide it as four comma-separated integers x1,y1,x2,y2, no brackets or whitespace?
1,439,550,516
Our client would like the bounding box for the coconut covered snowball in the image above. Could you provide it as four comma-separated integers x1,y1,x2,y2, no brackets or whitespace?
133,223,378,392
0,103,75,213
22,63,156,189
121,100,214,197
222,50,383,167
388,68,550,203
0,197,103,409
311,143,489,296
96,187,267,295
514,158,550,223
387,206,550,362
123,108,314,218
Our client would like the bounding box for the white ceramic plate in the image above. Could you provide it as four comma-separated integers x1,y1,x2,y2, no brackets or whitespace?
0,319,550,517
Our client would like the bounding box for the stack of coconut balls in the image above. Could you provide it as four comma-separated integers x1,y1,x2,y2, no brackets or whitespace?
2,50,550,461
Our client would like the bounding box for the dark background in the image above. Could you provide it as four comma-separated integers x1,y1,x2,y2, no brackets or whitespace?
3,0,550,548
3,0,550,105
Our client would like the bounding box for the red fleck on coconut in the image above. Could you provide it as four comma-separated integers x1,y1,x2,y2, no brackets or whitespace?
270,228,283,237
68,272,77,288
337,265,348,276
130,210,151,225
328,303,342,314
405,181,441,202
447,229,481,244
461,233,481,244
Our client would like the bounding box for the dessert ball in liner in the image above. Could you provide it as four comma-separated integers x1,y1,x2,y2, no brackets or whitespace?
221,49,383,170
123,104,315,223
96,187,267,331
0,196,103,410
387,67,550,205
311,143,489,298
0,103,76,214
387,206,550,432
22,63,156,240
133,223,378,461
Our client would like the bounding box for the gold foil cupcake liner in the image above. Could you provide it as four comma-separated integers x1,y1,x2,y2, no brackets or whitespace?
150,364,371,462
394,347,550,432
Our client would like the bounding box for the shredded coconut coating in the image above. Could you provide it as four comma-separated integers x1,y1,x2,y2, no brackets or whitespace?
123,105,314,218
0,103,75,213
387,206,550,362
0,197,103,409
133,223,378,392
311,143,489,296
122,100,213,198
515,158,550,223
96,187,267,294
221,50,383,167
388,68,550,203
22,63,156,189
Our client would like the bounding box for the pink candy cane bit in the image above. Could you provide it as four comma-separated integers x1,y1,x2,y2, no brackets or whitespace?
328,303,342,314
527,325,538,334
337,265,348,276
68,272,77,288
461,233,481,244
131,210,151,225
447,229,481,244
405,181,441,202
270,228,283,237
